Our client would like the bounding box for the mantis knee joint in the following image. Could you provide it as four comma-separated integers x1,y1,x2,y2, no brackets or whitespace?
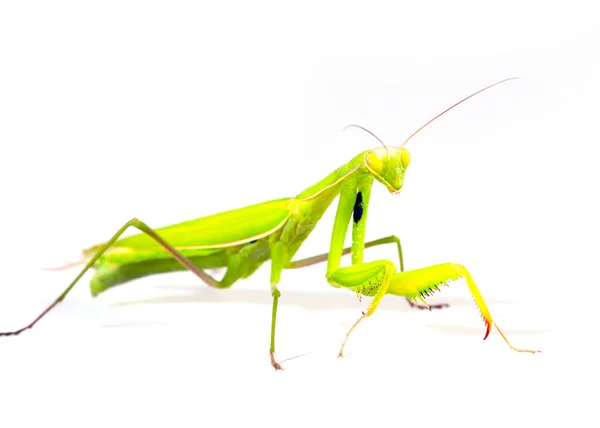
271,286,281,299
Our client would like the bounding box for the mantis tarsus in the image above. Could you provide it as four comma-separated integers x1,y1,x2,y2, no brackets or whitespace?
0,78,541,369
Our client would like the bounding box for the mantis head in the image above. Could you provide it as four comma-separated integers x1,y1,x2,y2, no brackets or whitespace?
347,77,519,195
365,146,410,194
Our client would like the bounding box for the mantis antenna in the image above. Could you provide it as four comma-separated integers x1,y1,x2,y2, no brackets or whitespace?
343,124,389,153
400,77,519,148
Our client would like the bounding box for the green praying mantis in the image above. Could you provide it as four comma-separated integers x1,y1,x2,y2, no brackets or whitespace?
0,78,541,369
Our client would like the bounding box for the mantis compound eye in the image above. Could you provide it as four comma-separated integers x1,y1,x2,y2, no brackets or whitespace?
365,148,384,175
400,148,410,169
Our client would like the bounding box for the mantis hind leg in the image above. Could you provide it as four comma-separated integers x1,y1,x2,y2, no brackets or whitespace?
0,218,226,336
286,235,449,310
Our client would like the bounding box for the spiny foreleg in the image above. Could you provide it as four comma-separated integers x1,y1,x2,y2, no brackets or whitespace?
387,262,541,354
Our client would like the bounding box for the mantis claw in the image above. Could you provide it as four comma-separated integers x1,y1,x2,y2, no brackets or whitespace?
270,351,284,371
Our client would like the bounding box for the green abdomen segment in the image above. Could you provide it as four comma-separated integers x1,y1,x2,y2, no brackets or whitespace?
89,250,230,296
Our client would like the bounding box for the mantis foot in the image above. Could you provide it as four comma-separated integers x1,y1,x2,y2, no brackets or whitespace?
407,299,449,310
493,322,542,354
270,351,283,371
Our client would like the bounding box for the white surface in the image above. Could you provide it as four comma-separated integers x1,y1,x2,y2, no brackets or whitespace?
1,1,599,427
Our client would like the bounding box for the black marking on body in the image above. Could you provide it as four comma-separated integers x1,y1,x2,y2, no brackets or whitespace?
249,239,258,244
353,191,363,224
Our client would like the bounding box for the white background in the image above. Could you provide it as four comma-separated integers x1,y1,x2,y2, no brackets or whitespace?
1,1,599,427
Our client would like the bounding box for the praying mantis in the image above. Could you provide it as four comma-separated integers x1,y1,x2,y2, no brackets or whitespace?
0,78,541,370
